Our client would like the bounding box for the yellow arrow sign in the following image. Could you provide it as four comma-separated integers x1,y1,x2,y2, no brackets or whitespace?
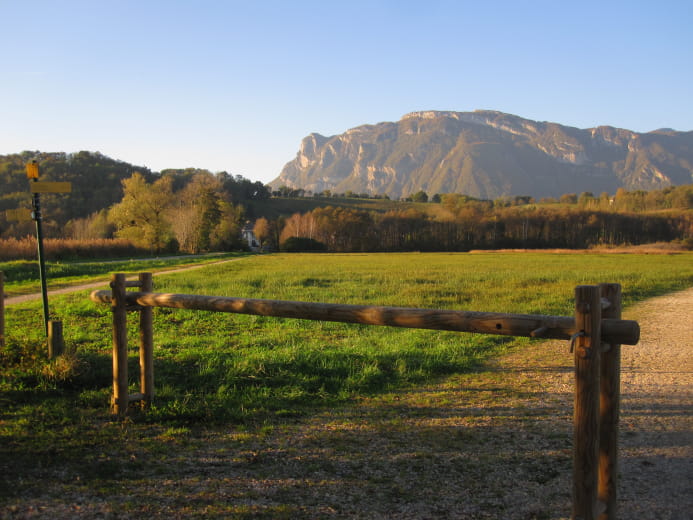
26,161,39,179
30,181,72,193
5,208,33,221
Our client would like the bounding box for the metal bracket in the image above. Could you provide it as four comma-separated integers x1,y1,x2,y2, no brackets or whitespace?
530,326,549,338
570,330,585,354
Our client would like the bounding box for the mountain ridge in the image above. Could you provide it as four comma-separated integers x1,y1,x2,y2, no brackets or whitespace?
271,110,693,199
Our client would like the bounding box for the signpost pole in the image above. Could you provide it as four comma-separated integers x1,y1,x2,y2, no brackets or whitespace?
26,160,50,336
32,189,50,335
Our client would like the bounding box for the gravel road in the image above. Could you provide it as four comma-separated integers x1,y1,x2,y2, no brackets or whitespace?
616,287,693,519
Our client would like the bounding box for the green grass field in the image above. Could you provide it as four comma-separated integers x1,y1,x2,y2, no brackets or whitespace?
3,251,692,422
2,251,692,513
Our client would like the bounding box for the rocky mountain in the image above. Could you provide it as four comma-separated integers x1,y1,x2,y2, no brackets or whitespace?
271,111,693,200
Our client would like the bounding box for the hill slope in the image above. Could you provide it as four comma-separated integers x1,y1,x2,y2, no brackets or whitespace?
271,110,693,199
0,151,154,235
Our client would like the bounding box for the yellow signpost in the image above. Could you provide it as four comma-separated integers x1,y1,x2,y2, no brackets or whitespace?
5,159,70,354
5,208,33,221
26,160,39,179
29,181,72,194
23,159,70,351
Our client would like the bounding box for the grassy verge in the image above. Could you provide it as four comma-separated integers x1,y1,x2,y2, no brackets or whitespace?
1,252,692,516
0,252,248,297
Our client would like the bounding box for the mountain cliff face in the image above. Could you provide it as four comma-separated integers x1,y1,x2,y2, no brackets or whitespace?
271,111,693,199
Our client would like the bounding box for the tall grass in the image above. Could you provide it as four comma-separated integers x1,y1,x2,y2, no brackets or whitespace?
2,252,692,423
0,236,144,261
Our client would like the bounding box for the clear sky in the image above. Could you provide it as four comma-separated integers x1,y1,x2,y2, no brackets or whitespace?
1,0,691,184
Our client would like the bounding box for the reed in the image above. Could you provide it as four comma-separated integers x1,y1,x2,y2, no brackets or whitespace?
0,237,143,261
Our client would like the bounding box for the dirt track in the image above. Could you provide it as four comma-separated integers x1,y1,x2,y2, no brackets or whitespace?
3,258,243,306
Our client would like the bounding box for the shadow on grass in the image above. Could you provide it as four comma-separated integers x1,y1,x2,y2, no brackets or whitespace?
3,343,689,518
0,335,512,498
0,361,578,518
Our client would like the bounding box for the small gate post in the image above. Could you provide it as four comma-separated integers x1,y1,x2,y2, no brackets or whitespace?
598,283,621,519
139,272,154,408
47,320,64,358
111,273,128,416
573,285,602,520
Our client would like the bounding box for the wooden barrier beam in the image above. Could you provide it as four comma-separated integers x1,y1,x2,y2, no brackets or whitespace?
90,290,640,345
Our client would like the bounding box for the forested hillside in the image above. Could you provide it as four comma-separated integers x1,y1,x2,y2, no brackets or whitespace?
0,151,154,237
1,151,691,258
0,152,269,248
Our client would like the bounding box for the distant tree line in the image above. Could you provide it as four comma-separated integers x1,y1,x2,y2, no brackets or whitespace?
273,184,693,212
273,186,392,200
255,184,693,252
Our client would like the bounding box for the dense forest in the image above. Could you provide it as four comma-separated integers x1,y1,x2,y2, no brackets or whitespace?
1,151,691,257
262,185,693,252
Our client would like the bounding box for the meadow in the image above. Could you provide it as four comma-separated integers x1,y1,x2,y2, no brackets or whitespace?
1,251,692,516
3,251,692,418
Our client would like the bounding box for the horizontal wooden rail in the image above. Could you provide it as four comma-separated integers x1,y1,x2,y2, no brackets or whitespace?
89,289,639,345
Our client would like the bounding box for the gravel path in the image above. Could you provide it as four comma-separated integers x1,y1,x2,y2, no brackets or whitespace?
616,287,693,519
421,286,693,519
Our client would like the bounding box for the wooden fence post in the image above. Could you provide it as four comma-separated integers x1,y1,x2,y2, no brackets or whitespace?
139,273,154,408
573,285,602,520
111,274,128,416
598,283,621,519
47,320,64,358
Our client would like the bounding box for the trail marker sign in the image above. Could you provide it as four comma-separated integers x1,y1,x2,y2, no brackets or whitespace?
30,181,72,193
5,208,32,221
23,159,72,339
26,160,39,179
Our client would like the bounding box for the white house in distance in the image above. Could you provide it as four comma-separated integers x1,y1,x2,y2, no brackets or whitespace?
241,221,260,251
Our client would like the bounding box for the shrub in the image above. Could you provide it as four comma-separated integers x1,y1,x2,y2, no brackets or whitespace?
280,237,327,252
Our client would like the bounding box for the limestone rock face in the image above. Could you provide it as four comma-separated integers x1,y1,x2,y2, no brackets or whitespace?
271,110,693,199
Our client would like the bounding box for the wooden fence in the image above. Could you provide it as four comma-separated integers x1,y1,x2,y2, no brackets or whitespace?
90,273,639,520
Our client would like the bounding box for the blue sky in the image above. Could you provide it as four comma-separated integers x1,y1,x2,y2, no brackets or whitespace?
1,0,691,184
